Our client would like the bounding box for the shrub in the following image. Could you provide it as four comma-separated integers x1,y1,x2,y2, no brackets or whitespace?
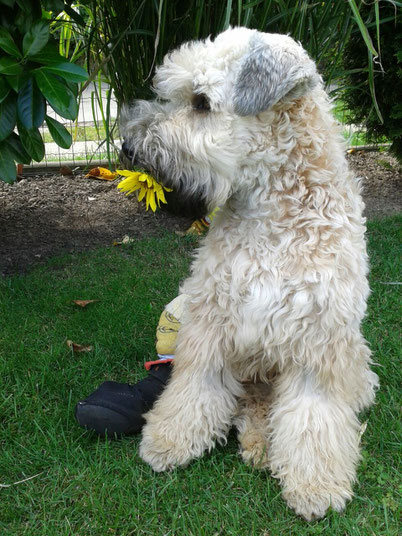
88,1,372,105
341,1,402,161
0,0,88,183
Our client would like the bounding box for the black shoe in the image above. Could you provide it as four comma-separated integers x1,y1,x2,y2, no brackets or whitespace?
75,363,172,437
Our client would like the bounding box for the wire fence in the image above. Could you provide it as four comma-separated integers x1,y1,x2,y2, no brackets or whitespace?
27,83,121,171
26,81,385,174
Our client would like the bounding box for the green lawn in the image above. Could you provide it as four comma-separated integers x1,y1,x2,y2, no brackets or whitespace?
332,98,389,148
43,125,109,144
0,218,400,536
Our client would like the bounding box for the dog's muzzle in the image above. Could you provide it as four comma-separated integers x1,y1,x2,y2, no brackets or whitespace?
121,139,134,161
119,139,209,220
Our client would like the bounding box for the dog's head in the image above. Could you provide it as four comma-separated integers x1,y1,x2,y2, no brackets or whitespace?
120,27,321,216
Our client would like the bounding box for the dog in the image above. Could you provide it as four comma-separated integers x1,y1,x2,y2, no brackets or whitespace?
120,27,379,520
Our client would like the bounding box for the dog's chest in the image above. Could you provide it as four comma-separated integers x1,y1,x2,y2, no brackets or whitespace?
185,223,324,357
190,228,290,323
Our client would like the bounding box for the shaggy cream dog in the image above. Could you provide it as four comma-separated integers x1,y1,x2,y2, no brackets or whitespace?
120,27,379,520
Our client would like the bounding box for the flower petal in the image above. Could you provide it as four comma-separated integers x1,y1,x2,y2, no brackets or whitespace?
149,191,157,212
153,182,162,193
156,188,167,205
117,169,171,211
138,186,146,202
116,169,139,177
125,184,141,195
117,175,142,195
138,172,149,183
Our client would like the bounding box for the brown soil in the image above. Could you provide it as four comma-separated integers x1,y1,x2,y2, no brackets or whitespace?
0,151,401,276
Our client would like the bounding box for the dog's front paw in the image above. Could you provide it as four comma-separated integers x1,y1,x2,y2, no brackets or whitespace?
283,485,351,521
139,425,194,472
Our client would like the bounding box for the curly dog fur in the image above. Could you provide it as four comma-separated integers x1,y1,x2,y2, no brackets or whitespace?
120,27,379,520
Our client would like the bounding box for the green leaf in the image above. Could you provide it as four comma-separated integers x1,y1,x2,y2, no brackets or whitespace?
34,70,77,120
5,72,29,92
14,2,41,35
0,0,16,8
0,28,22,58
29,43,66,65
0,142,17,183
18,123,45,162
0,57,23,76
65,79,78,98
0,93,17,142
0,77,10,104
3,132,31,164
40,63,88,83
42,0,64,11
17,78,46,129
22,20,50,57
45,115,72,149
347,0,378,56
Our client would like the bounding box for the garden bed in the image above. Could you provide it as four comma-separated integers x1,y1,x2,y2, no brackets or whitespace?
0,150,400,276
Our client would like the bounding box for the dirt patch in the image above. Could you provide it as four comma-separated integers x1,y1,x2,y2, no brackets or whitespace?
0,151,401,276
347,151,401,219
0,172,192,276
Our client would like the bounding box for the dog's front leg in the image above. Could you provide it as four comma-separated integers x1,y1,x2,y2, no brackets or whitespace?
139,319,240,472
267,361,364,521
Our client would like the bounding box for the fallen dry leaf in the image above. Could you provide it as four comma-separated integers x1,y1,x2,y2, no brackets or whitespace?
66,340,93,353
85,167,118,181
72,299,99,308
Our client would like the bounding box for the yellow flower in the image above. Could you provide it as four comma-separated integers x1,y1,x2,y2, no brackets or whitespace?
116,170,172,212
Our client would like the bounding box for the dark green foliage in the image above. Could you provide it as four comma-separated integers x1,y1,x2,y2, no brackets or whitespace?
88,0,365,105
341,2,402,161
0,0,88,183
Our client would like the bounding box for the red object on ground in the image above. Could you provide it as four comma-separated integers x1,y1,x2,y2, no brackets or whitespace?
144,358,174,371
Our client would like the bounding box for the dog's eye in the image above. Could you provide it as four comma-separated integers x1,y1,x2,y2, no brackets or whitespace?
192,94,210,112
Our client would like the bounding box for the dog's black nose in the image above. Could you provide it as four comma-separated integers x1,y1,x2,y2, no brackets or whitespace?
121,140,134,160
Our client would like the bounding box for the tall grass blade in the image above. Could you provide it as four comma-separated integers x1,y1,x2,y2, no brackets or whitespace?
223,0,233,30
347,0,378,55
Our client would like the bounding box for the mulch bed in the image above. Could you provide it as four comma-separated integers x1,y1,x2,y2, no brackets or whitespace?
0,151,400,276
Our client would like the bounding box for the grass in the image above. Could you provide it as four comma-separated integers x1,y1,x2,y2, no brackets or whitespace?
0,217,401,535
44,152,115,164
342,129,369,147
332,98,389,148
42,125,108,144
39,124,119,165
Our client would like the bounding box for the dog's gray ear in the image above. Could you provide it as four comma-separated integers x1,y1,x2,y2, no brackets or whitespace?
233,34,320,116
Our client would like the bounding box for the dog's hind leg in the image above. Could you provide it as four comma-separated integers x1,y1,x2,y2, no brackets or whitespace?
235,382,273,468
139,317,242,472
